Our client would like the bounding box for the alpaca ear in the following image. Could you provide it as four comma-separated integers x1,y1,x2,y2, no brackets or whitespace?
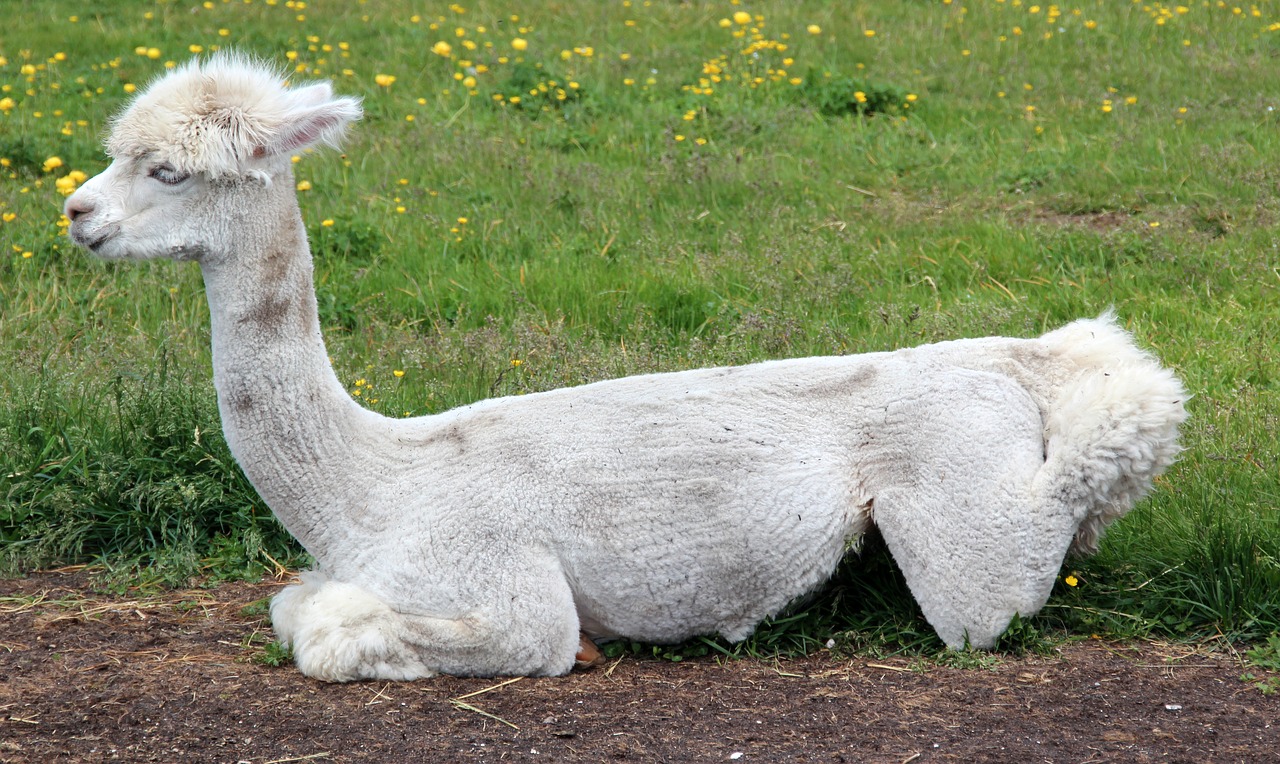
257,92,363,158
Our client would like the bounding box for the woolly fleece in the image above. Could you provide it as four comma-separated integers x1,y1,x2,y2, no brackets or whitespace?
65,54,1188,680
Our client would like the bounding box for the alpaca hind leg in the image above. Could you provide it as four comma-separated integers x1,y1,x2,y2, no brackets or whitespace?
871,373,1079,649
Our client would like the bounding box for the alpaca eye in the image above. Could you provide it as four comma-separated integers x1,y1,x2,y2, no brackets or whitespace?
148,164,190,185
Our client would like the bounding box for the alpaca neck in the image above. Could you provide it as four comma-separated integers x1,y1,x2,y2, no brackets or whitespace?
199,178,381,563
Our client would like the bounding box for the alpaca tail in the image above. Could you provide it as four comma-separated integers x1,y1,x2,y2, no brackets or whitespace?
1033,312,1188,555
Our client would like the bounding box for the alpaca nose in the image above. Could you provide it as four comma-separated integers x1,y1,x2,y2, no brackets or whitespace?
65,196,95,221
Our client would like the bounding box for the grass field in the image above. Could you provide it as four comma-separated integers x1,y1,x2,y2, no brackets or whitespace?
1,0,1277,658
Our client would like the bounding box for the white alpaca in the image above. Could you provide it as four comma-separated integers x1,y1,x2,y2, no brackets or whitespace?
65,54,1187,681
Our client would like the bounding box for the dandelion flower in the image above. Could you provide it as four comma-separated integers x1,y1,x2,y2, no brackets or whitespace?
296,180,312,191
807,24,822,35
431,41,453,57
375,73,396,87
393,369,405,378
42,156,63,173
511,37,528,51
732,11,751,25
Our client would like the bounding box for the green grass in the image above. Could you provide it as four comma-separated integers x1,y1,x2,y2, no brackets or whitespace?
1,0,1277,657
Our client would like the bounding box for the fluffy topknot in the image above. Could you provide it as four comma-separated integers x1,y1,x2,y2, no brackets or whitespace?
107,52,361,177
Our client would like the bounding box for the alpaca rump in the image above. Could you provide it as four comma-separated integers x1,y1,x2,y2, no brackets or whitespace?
65,53,1188,680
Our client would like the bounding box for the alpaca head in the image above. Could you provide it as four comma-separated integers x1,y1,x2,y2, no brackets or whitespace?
64,53,362,262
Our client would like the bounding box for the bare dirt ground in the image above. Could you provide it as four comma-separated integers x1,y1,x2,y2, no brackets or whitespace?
2,570,1277,764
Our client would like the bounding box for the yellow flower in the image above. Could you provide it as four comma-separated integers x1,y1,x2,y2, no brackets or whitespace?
296,180,312,191
732,11,751,25
463,75,477,89
807,24,822,35
42,156,63,172
146,47,162,59
393,369,405,378
864,29,876,37
511,37,528,51
321,219,334,227
1,213,16,223
375,73,396,87
510,359,522,367
123,83,136,93
1064,575,1079,587
431,41,453,57
0,97,14,111
854,91,867,104
718,18,732,28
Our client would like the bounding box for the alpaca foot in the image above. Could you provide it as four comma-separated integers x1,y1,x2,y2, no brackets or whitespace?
575,633,605,670
270,574,435,681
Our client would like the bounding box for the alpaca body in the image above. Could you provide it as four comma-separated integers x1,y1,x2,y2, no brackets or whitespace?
65,54,1186,681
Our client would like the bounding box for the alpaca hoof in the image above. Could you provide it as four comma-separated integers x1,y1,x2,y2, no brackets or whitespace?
574,633,605,670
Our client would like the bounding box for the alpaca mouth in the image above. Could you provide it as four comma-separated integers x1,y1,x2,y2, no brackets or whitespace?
70,223,119,252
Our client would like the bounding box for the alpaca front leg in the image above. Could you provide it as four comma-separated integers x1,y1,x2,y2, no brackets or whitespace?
269,572,581,680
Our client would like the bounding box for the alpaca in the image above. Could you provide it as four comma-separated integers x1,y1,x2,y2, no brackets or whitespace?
65,54,1187,681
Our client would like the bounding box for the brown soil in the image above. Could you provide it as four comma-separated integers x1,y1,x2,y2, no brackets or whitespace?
2,570,1277,763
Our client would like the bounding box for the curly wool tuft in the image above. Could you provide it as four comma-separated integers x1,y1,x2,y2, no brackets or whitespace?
106,53,360,177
